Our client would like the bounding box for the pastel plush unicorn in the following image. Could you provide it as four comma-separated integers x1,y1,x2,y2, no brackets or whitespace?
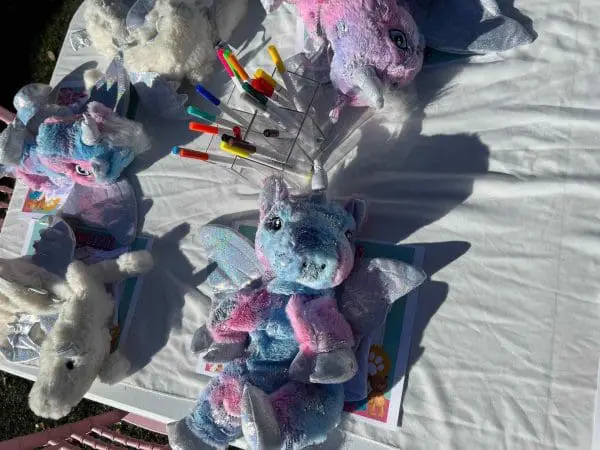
262,0,425,119
168,175,426,449
0,81,149,193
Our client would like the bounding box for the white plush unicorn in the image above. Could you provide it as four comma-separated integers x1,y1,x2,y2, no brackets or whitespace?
28,250,153,419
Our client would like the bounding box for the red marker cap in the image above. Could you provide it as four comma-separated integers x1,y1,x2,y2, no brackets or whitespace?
251,78,274,97
189,122,219,134
172,147,210,161
233,126,242,140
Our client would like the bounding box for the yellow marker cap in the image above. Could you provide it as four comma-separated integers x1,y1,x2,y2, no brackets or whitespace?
220,141,251,158
255,69,277,88
225,52,250,82
267,45,286,73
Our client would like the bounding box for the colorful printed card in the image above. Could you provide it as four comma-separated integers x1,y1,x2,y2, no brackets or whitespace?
196,224,425,430
21,187,72,217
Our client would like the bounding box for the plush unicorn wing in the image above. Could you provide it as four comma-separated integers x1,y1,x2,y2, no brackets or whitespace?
191,225,263,358
88,55,131,117
129,72,188,120
198,225,264,298
337,257,426,336
337,256,426,401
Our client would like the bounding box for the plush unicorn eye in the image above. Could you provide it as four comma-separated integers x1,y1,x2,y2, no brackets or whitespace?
75,165,92,176
266,217,282,231
389,29,408,50
345,230,353,240
65,360,75,370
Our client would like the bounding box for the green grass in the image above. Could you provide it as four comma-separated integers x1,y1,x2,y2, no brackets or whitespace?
0,0,165,444
29,0,85,83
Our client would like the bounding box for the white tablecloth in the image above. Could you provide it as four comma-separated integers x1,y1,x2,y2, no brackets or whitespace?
1,0,599,449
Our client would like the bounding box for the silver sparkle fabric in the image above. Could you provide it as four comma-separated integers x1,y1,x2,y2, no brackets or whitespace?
197,225,264,298
337,257,427,337
69,28,93,51
411,0,535,54
129,72,188,120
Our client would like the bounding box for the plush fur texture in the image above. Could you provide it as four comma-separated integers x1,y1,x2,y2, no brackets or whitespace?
85,0,249,84
264,0,424,113
168,177,365,450
0,83,150,193
28,251,153,419
0,259,66,339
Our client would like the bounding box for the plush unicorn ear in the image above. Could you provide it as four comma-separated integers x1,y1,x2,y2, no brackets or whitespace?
344,198,367,230
259,176,289,219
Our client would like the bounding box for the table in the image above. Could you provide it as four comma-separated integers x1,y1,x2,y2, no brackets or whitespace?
1,1,600,449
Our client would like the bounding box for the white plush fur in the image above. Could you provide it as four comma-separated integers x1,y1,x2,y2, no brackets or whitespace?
28,250,153,420
0,259,72,338
85,0,249,83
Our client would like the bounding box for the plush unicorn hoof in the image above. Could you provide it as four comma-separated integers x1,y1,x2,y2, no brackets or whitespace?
190,325,213,354
241,385,281,450
310,347,358,384
288,351,313,382
167,419,220,450
203,341,247,363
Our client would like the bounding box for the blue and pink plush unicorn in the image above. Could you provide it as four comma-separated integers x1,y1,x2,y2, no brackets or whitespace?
0,73,149,193
168,175,426,449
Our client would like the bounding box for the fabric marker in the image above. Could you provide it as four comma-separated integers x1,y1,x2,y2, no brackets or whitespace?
251,78,272,97
219,141,253,158
171,146,234,166
196,84,250,127
255,68,277,89
189,122,219,135
255,69,293,104
220,141,309,179
240,92,312,162
217,48,244,93
267,45,301,109
243,84,306,137
224,51,250,83
187,106,242,130
221,134,257,153
263,129,279,138
251,78,291,108
172,146,268,176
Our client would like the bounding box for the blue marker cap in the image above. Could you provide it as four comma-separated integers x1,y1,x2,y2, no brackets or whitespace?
196,84,221,106
171,146,181,155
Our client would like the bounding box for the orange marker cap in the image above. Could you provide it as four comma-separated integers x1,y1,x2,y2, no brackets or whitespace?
189,122,219,134
225,52,250,82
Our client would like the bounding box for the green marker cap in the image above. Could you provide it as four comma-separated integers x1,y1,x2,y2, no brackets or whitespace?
241,82,268,105
187,106,217,123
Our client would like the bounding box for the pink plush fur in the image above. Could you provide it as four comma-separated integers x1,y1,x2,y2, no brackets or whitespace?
210,375,243,417
212,289,274,344
287,294,354,355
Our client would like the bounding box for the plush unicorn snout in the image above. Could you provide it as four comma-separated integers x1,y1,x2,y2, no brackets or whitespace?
289,226,355,289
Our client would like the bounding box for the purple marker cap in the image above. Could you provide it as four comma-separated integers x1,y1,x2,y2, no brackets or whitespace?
196,84,221,106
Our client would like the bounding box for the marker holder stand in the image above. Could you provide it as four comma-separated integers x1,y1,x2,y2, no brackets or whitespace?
196,70,336,187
